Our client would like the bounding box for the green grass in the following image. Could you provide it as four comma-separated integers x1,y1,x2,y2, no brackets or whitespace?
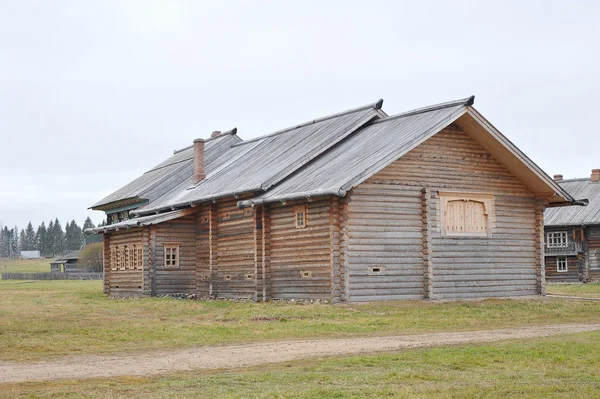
3,332,600,398
0,258,51,276
3,280,600,362
547,282,600,298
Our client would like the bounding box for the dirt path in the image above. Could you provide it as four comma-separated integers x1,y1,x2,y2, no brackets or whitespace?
2,323,599,383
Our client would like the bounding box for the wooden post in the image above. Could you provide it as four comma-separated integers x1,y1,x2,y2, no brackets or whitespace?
261,206,271,301
254,206,263,302
330,196,341,303
534,198,548,295
209,203,218,297
149,225,157,296
142,227,151,296
422,188,433,299
103,234,110,295
338,197,350,302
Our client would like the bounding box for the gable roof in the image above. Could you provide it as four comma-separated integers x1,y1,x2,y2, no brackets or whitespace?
89,96,581,223
91,128,241,210
130,100,386,216
545,179,600,226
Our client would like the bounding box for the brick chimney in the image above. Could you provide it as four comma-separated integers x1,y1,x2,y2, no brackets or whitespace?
193,138,206,183
592,169,600,183
553,174,563,182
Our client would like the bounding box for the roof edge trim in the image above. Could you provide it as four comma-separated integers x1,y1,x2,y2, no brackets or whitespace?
237,189,344,209
372,96,474,124
233,99,384,146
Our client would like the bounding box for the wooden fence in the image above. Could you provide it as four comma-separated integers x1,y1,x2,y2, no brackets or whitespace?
1,272,103,281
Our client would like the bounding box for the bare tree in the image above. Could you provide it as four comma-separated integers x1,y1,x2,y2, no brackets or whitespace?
78,243,104,272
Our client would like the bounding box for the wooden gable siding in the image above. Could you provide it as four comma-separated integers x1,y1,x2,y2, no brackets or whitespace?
106,228,145,297
269,198,333,300
545,256,579,282
215,198,255,298
344,186,425,302
348,124,540,300
153,214,197,294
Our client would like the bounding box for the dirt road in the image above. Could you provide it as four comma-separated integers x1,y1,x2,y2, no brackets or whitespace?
2,323,599,383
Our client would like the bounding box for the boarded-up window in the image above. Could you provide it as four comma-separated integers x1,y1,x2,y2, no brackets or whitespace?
164,245,179,268
294,205,307,229
440,192,494,237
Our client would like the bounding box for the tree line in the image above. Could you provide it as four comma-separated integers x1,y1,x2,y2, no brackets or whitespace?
0,217,105,258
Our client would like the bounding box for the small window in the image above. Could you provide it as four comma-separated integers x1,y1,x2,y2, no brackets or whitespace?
557,257,568,272
133,245,143,270
200,215,209,224
547,232,568,248
222,213,231,221
244,208,253,217
116,246,124,270
225,274,231,280
110,247,117,271
369,266,384,275
294,205,307,229
246,274,253,280
301,271,312,279
203,275,209,280
164,245,180,268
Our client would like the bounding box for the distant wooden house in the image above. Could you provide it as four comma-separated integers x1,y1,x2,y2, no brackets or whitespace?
50,250,80,273
544,171,600,282
87,96,583,301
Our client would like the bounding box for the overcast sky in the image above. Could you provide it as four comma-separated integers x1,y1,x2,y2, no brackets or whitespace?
1,0,599,230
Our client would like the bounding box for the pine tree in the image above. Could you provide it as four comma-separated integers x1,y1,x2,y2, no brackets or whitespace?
46,220,54,256
19,229,26,253
83,217,103,244
65,220,83,250
36,222,48,256
25,222,36,251
52,218,65,256
0,226,8,258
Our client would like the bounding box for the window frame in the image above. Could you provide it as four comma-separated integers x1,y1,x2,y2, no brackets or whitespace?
294,205,307,229
439,192,495,238
557,256,568,272
546,231,568,248
164,244,180,268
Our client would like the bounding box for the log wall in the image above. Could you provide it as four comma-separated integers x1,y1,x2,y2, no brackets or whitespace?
587,227,600,281
152,214,197,294
106,228,145,297
347,124,540,300
269,198,333,300
215,198,255,298
344,185,425,302
545,256,579,282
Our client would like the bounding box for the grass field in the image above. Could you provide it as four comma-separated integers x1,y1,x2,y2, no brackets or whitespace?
3,331,600,398
0,258,51,276
2,280,600,363
546,282,600,298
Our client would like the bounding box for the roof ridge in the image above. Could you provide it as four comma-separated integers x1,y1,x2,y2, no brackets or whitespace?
173,127,238,154
559,177,591,183
232,99,384,147
371,96,475,124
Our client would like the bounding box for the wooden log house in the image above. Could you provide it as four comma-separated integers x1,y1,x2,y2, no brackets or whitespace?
544,171,600,282
87,96,584,301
